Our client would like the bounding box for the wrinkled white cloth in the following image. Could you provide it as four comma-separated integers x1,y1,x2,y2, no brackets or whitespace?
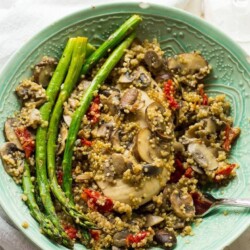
0,0,188,69
0,1,249,250
204,0,250,55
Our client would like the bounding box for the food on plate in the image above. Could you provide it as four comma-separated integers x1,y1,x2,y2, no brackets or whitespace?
0,14,240,249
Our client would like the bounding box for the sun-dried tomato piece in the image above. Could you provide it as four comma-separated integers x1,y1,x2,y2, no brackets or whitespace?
170,158,185,183
89,229,100,241
57,169,63,186
215,164,236,177
223,124,240,152
199,87,208,105
81,138,92,147
184,167,194,178
64,225,78,240
163,79,179,110
81,189,113,213
191,192,213,216
126,231,150,246
14,126,35,158
87,96,100,124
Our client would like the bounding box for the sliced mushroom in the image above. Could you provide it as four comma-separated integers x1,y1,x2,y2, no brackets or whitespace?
154,230,177,249
167,52,208,77
142,164,163,176
185,122,202,139
118,71,136,84
134,128,162,163
111,129,136,150
146,102,171,139
134,128,154,163
191,165,204,175
155,72,171,83
97,168,168,207
140,202,155,212
77,80,92,93
68,98,79,110
113,230,129,247
111,130,121,148
127,90,153,129
15,80,47,107
15,107,42,129
188,143,218,171
4,118,23,150
187,118,217,139
0,142,18,158
205,118,217,134
144,50,163,70
101,87,119,97
173,221,185,230
104,154,131,182
170,189,195,219
133,66,152,88
161,185,173,210
120,88,140,112
103,158,115,183
33,56,57,87
145,214,164,227
27,108,41,129
75,172,93,182
173,141,185,154
138,72,151,88
57,123,68,155
101,88,121,115
94,122,114,139
0,142,24,179
112,247,122,250
112,153,127,176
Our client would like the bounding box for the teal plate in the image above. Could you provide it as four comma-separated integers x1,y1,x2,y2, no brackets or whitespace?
0,3,250,250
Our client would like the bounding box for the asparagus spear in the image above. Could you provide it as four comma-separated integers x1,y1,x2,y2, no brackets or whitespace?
62,32,136,201
35,38,95,224
81,15,142,75
47,37,93,228
86,43,96,57
22,161,72,248
35,38,76,231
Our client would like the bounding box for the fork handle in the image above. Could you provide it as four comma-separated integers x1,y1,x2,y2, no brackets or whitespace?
217,198,250,208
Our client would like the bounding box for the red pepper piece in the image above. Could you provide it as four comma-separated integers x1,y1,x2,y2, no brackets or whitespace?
126,231,150,246
81,138,92,147
199,87,208,105
163,79,179,110
64,225,78,240
215,164,236,177
87,96,100,124
191,192,213,216
57,170,63,186
223,124,231,151
81,189,113,213
223,124,240,152
170,158,185,183
14,127,35,158
89,229,100,241
184,167,194,178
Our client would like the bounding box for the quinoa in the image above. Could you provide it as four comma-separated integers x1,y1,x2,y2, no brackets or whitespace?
0,39,240,249
22,221,29,229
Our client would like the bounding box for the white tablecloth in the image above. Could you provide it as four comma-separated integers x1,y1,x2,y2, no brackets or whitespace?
0,0,249,249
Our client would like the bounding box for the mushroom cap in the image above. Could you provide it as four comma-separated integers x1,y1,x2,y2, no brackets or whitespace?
170,189,195,219
188,142,218,171
4,118,23,150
